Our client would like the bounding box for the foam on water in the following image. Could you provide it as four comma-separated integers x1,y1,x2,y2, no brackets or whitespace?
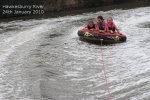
0,18,67,66
0,24,43,65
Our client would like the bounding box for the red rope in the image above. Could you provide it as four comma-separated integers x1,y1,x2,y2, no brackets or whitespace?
100,39,113,100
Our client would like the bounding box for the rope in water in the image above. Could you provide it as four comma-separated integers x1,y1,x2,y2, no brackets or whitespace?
100,39,113,100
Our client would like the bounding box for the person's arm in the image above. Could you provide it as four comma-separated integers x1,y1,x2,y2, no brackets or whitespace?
115,25,120,33
95,23,99,30
85,25,89,29
108,30,114,33
85,26,88,29
107,29,114,33
104,22,107,32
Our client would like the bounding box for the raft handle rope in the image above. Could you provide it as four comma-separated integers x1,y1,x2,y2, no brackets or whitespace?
100,39,113,100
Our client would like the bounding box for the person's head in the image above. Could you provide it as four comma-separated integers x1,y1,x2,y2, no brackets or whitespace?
107,17,113,23
97,16,104,23
88,20,95,27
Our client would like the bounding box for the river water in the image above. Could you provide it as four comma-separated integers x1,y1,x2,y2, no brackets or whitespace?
0,6,150,100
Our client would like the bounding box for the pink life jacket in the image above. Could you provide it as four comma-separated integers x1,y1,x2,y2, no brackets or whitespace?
107,22,116,32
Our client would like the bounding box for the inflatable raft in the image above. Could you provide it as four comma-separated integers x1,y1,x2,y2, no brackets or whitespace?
78,29,127,44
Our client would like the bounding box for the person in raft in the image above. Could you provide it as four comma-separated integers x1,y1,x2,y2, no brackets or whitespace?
85,20,96,30
95,16,107,32
106,17,120,33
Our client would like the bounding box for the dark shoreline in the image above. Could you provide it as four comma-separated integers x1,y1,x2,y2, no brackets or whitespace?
0,1,150,22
